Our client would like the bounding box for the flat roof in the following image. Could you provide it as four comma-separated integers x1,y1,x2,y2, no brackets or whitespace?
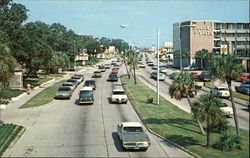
122,122,142,127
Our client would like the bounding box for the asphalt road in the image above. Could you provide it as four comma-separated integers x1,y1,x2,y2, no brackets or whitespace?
140,53,249,131
2,63,192,157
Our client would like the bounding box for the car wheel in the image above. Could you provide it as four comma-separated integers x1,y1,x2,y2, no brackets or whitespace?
141,148,148,151
121,140,126,150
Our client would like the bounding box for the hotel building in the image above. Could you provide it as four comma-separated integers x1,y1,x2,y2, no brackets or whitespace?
173,20,250,72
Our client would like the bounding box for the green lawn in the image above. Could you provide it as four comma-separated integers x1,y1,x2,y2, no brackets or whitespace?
20,80,66,108
0,124,25,156
121,76,249,158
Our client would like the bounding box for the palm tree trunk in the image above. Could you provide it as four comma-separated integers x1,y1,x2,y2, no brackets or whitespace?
187,95,206,135
227,79,240,136
207,119,210,146
124,58,130,79
133,63,137,85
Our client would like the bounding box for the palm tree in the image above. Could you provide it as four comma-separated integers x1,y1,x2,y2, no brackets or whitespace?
169,71,205,135
209,53,245,136
195,49,210,70
120,50,131,79
191,94,224,146
0,44,17,88
127,50,138,85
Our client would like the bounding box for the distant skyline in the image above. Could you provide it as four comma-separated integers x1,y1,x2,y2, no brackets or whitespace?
15,0,249,47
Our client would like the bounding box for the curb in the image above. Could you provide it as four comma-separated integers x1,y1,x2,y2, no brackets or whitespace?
11,93,27,101
121,76,201,158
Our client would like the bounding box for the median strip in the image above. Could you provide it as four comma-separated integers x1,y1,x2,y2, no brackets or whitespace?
121,75,249,158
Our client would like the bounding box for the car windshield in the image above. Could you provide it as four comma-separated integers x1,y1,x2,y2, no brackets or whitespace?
80,91,92,97
63,83,73,86
113,91,125,95
58,87,71,91
68,79,77,82
124,127,143,133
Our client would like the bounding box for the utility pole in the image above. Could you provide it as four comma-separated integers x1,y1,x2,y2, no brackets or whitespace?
157,29,160,105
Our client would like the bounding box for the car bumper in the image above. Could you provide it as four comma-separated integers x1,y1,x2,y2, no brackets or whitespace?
112,99,127,103
54,95,71,99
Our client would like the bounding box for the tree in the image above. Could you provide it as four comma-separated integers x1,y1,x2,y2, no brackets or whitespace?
169,71,205,135
209,54,245,136
195,49,213,70
191,94,224,146
120,50,131,79
0,44,17,87
127,50,138,84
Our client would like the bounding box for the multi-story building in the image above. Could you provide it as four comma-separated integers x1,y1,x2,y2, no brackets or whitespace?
173,20,250,72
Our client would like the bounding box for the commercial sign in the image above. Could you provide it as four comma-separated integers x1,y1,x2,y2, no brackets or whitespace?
221,45,228,54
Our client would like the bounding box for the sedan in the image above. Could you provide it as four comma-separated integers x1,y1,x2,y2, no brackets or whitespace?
92,70,102,78
54,87,73,99
107,74,118,82
139,64,146,68
62,82,76,91
67,79,80,86
170,72,180,80
235,84,250,94
84,80,96,90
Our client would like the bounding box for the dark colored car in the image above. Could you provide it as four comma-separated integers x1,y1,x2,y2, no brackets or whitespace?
107,74,118,82
170,72,180,80
235,84,250,94
199,72,211,82
235,74,250,82
84,80,96,90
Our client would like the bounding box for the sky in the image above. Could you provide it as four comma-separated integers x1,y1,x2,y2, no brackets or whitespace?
14,0,249,48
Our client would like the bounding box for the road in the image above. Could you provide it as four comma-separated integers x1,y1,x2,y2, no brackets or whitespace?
2,63,192,157
139,52,249,131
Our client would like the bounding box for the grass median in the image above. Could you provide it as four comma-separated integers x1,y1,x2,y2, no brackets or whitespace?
121,75,249,158
19,80,66,109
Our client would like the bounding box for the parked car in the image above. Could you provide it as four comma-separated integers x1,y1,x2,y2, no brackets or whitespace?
138,64,146,68
147,61,154,66
111,61,116,66
73,74,84,82
92,70,102,78
170,72,180,80
235,74,250,82
199,71,211,82
211,87,230,98
235,84,250,94
67,79,80,86
111,86,128,104
79,87,94,104
183,66,201,71
243,79,250,84
117,122,150,151
107,74,118,82
190,72,200,79
160,67,167,73
218,103,234,118
62,82,76,91
152,73,165,81
54,87,73,99
83,80,96,90
150,72,157,79
152,64,157,70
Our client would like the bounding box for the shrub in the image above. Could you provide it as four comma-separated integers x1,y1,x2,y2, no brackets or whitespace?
212,119,229,133
147,96,153,104
0,100,9,104
213,133,242,151
0,89,24,99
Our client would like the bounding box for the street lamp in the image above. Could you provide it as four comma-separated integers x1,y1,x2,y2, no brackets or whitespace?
156,29,160,105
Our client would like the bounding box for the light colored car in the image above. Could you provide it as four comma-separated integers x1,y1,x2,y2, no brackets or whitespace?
211,87,230,98
139,64,146,68
54,87,73,99
62,82,76,91
111,86,128,104
105,64,111,69
160,67,167,73
92,70,102,78
117,122,150,151
152,64,157,70
218,103,234,117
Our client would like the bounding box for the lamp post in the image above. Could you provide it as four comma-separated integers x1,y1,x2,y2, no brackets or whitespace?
156,29,160,105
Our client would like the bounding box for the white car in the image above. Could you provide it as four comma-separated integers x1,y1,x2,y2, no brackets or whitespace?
111,86,128,104
139,64,146,68
219,103,234,117
211,87,230,99
160,68,167,73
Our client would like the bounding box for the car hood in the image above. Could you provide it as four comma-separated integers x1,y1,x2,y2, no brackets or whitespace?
220,107,233,113
122,133,149,142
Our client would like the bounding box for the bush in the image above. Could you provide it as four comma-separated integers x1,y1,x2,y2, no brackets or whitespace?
0,89,24,99
0,100,9,104
213,133,242,151
147,96,153,104
212,119,229,133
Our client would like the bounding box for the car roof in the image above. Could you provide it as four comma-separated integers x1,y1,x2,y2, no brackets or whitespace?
216,86,228,89
122,122,142,127
81,87,93,91
85,80,95,83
